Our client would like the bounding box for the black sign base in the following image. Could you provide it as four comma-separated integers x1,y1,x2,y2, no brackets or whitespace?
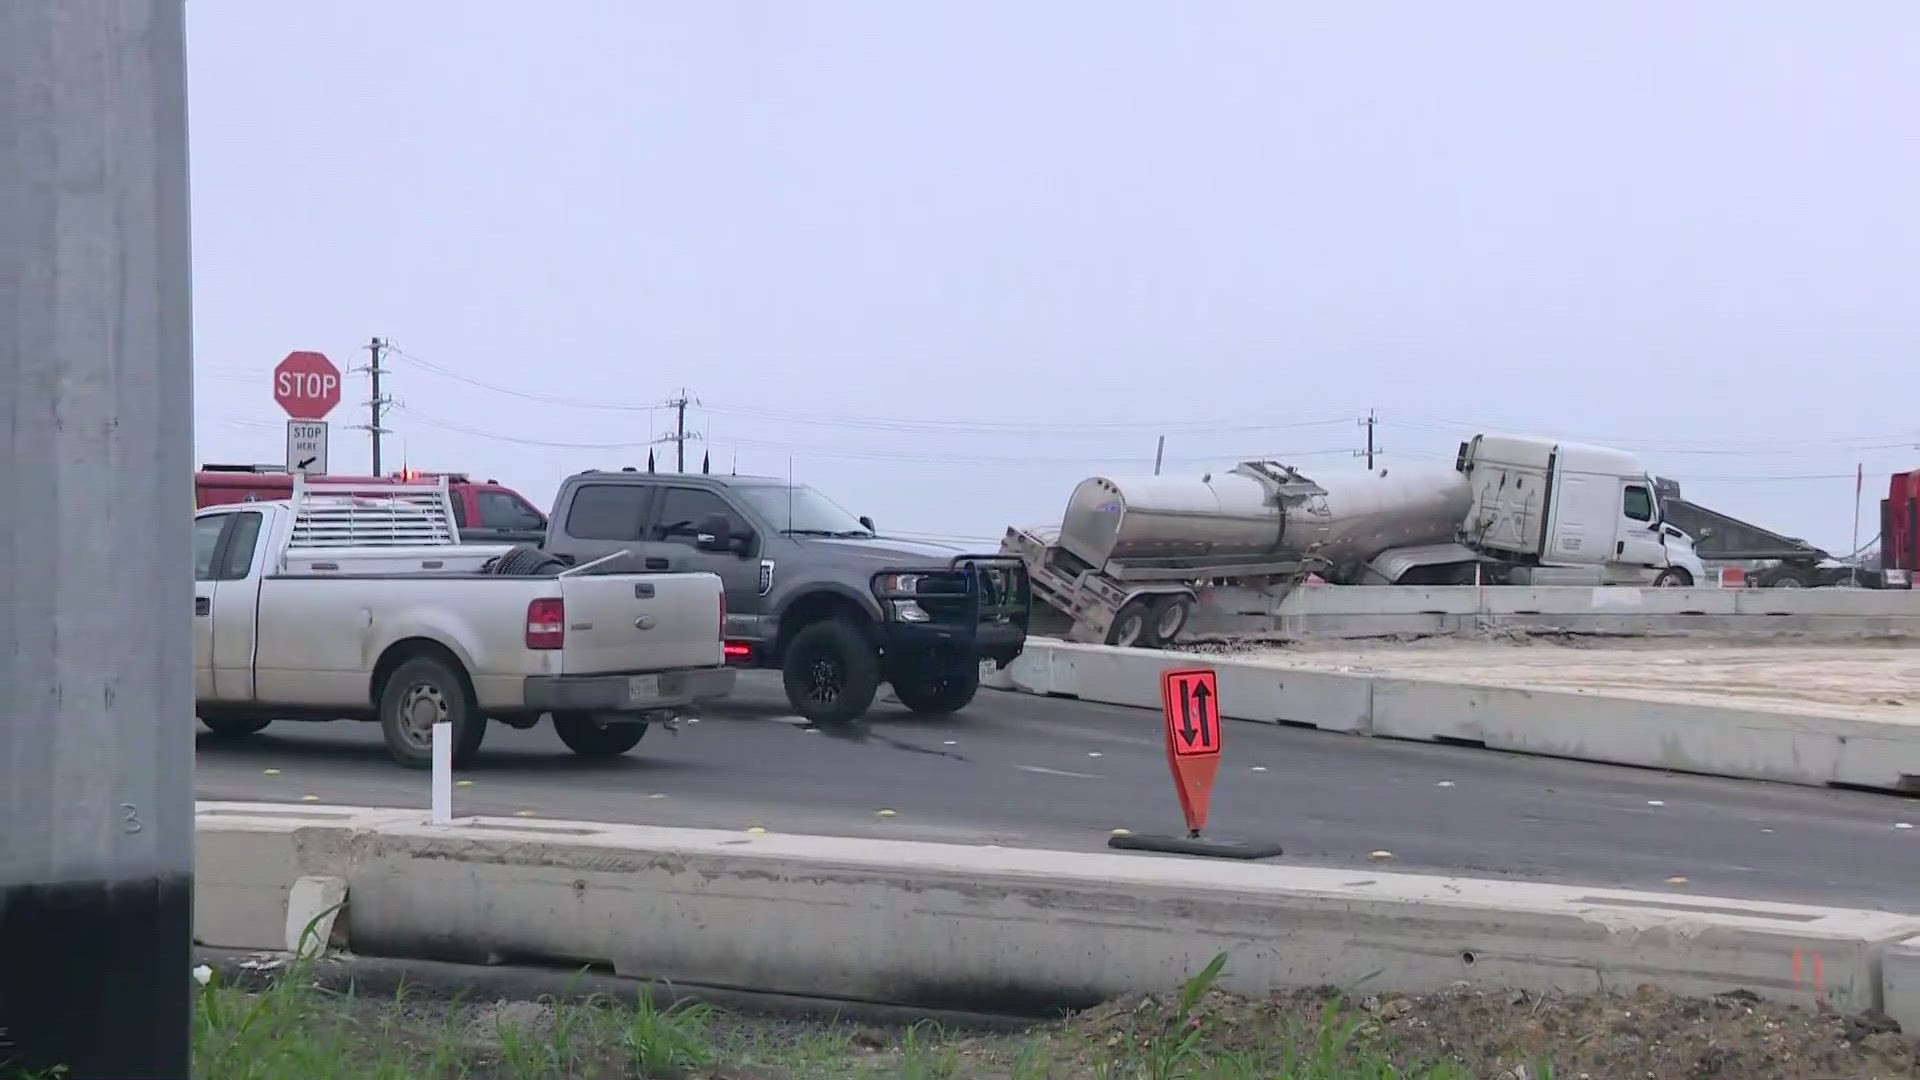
1108,832,1284,860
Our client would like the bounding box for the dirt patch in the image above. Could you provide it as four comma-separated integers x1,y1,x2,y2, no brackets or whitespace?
1195,637,1920,720
1040,982,1920,1079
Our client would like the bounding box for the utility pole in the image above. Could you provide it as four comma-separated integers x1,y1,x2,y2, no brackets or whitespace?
675,392,689,472
1153,435,1166,476
653,388,701,472
356,336,393,475
1356,409,1379,469
1,3,195,1077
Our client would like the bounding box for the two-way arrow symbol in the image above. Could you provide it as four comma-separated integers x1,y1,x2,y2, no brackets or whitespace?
1193,680,1212,748
1177,678,1215,749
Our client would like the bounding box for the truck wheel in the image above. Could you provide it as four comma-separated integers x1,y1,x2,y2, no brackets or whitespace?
1651,568,1693,588
781,620,880,724
892,668,981,715
198,711,272,738
1107,600,1153,648
1150,595,1194,642
378,656,486,769
552,713,648,757
1765,574,1804,588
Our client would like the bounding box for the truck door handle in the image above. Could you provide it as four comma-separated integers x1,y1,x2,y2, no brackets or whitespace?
195,597,210,616
1616,541,1624,556
644,557,670,570
633,582,656,598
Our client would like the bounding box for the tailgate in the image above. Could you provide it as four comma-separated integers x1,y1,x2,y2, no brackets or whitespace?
557,572,723,675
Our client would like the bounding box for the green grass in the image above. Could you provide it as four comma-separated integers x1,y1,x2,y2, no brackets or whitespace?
182,947,1541,1079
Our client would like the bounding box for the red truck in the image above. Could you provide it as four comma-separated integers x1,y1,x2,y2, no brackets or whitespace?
1883,468,1920,588
194,465,548,544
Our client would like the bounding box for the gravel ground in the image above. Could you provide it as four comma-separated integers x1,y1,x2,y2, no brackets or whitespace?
1057,981,1920,1079
1188,636,1920,720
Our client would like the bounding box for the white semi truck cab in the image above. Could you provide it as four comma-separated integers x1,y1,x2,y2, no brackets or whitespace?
1458,435,1702,588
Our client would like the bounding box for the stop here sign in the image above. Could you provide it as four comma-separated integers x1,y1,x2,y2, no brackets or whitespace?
273,350,342,420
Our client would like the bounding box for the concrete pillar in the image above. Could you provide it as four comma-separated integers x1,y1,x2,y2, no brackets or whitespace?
0,2,196,1076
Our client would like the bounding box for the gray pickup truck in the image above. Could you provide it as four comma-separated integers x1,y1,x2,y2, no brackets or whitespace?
539,470,1030,723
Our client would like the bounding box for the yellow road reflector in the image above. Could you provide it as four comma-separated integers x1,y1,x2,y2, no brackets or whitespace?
876,808,897,818
514,809,537,818
1369,849,1394,861
455,779,473,788
299,794,319,802
747,825,767,834
1110,828,1133,837
262,768,281,776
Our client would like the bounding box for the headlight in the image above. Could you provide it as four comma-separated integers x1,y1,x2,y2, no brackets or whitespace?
875,573,922,595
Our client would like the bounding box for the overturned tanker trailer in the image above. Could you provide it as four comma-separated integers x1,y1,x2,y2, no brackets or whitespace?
1000,433,1706,647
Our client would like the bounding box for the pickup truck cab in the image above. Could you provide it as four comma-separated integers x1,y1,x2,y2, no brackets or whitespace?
539,470,1030,724
193,477,733,767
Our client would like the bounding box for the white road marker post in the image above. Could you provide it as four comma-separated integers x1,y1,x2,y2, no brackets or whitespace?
431,721,453,824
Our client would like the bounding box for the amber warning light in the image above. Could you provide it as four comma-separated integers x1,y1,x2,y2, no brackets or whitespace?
1107,666,1285,861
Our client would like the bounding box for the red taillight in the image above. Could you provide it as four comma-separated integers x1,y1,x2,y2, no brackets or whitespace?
724,641,753,660
526,597,565,650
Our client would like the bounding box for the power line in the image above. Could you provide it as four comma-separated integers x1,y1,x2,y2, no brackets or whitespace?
1388,414,1920,455
390,405,1369,467
377,348,1347,435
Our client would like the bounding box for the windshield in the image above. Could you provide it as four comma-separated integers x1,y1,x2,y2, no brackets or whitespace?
732,484,873,536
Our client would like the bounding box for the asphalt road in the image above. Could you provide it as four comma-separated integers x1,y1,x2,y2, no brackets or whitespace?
195,673,1920,911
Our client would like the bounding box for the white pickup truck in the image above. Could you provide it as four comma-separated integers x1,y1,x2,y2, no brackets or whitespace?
192,477,734,768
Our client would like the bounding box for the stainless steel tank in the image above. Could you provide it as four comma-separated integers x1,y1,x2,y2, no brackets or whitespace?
1057,462,1473,571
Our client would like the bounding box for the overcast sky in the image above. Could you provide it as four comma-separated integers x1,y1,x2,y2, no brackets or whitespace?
186,2,1920,552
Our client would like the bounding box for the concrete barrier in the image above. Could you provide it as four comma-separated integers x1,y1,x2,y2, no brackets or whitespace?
1881,935,1920,1030
1180,584,1920,641
988,640,1920,793
194,802,1920,1017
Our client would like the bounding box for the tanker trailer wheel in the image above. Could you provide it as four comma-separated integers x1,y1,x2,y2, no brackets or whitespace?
1107,599,1154,648
1150,595,1194,643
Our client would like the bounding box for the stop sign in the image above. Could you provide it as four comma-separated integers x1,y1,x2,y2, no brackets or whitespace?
273,350,342,420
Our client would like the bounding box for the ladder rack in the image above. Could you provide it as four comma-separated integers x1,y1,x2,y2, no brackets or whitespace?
288,475,463,548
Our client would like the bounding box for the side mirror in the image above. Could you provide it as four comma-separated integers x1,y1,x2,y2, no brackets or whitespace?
859,515,875,533
694,514,733,552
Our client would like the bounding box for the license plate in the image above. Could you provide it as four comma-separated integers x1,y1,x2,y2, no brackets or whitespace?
626,674,660,703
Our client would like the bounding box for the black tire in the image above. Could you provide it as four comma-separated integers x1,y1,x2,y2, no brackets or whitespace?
490,544,566,576
892,667,981,716
781,620,881,724
1150,595,1194,643
198,711,273,738
1107,599,1153,648
1651,568,1693,588
552,713,648,757
378,656,486,769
